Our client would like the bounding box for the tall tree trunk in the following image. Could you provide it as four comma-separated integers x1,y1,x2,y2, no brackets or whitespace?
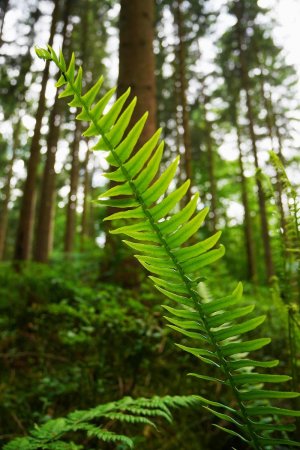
14,0,60,261
80,149,91,251
0,120,20,259
175,81,185,186
258,70,286,240
34,0,71,263
117,0,156,142
270,97,284,160
265,90,288,240
201,90,217,233
235,2,274,281
102,0,157,287
64,120,82,253
205,121,217,234
33,97,62,262
174,0,192,200
0,0,9,47
235,120,257,281
64,0,88,255
259,70,275,148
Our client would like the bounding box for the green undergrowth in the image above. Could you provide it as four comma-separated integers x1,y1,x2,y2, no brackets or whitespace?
0,262,295,449
0,262,200,448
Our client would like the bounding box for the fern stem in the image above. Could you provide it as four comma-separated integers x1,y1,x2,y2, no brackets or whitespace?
58,65,262,450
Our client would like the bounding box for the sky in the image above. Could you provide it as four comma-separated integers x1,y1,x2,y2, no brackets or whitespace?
266,0,300,77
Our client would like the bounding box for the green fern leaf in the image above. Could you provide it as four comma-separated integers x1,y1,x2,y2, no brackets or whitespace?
34,46,300,450
5,395,196,450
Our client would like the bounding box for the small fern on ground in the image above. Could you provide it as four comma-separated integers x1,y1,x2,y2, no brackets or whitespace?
269,151,300,306
4,395,196,449
32,47,300,449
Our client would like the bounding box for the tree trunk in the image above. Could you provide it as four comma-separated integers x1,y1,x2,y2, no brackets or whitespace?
64,120,82,253
33,97,62,262
102,0,157,287
265,90,288,241
80,149,91,251
64,0,89,255
174,0,192,200
259,70,275,149
175,81,185,186
117,0,156,143
0,0,9,47
14,0,60,261
201,90,217,233
270,97,284,160
0,120,20,259
258,71,286,238
33,0,71,263
235,2,274,281
236,120,257,281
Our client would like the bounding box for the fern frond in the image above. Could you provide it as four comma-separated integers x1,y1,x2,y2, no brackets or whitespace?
34,47,300,450
4,395,196,449
270,152,299,244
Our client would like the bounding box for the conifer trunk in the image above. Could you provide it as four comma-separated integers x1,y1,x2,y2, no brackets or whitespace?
64,121,82,253
33,97,63,262
0,0,9,47
235,1,274,281
236,121,257,281
14,0,60,261
0,121,20,259
102,0,157,286
80,150,91,251
174,0,192,200
34,0,71,263
256,52,286,251
64,0,88,255
259,70,275,149
266,90,287,238
201,90,217,233
271,100,284,159
117,0,156,142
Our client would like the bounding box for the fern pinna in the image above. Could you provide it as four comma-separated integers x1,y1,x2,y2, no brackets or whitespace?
36,46,300,449
4,395,195,449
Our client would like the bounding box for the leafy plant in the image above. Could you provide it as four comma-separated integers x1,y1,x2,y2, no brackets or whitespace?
269,151,300,386
4,395,196,449
269,150,300,304
32,46,300,449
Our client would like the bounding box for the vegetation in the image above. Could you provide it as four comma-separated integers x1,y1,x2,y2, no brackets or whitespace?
0,1,299,449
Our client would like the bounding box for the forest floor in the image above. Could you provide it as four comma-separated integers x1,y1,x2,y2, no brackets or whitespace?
0,259,294,449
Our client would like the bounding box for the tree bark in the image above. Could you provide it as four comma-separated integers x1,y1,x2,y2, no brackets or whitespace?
236,120,257,281
256,49,287,256
102,0,157,287
0,0,9,47
80,149,91,251
174,0,192,200
117,0,156,143
201,90,217,233
33,96,63,262
33,0,71,263
235,1,274,281
64,120,82,253
14,0,60,261
266,89,287,238
0,120,20,259
64,0,89,255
